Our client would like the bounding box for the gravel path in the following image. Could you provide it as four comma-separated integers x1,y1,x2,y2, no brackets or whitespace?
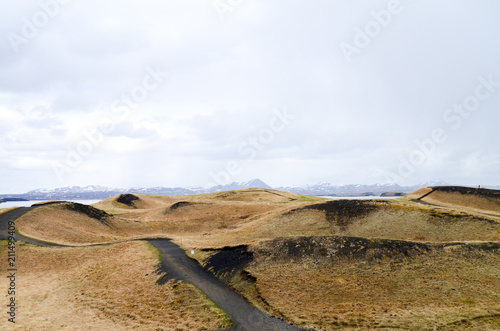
148,239,302,331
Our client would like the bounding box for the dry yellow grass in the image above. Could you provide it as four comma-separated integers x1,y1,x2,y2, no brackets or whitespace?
338,204,500,242
90,190,327,248
246,238,500,330
94,194,179,212
5,187,500,330
208,189,301,202
423,190,500,215
405,186,500,215
15,197,297,247
15,204,130,245
0,240,231,330
14,190,500,248
256,199,500,246
93,189,306,213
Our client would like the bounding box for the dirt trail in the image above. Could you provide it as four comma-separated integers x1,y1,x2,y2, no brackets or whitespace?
0,206,302,331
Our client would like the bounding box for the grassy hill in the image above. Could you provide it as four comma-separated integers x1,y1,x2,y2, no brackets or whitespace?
406,185,500,214
9,187,500,330
245,237,499,330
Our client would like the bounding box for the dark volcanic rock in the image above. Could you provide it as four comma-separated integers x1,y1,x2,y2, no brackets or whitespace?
203,245,253,278
254,236,500,263
63,202,112,227
287,200,385,229
169,201,192,210
116,194,140,207
255,236,432,262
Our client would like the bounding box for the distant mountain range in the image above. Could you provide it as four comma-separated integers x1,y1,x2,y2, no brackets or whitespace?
0,179,497,201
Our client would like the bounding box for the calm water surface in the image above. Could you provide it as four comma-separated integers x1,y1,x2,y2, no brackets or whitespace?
0,199,102,209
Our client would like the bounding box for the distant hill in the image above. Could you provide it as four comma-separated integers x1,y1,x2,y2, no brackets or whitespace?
1,179,497,201
0,180,274,201
0,197,29,203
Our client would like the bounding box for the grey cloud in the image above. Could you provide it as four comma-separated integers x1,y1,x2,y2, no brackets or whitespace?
1,0,500,191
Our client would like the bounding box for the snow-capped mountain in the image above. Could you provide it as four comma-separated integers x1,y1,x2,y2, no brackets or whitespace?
28,185,124,194
276,182,407,196
4,179,273,200
209,178,272,192
0,179,454,200
22,185,125,200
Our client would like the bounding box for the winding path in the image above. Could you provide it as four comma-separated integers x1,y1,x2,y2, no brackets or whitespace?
0,205,301,331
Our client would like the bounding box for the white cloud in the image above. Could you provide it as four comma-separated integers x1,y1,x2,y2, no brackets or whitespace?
1,0,500,192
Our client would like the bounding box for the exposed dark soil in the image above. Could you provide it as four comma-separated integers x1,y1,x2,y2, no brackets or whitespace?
116,193,140,207
253,236,432,263
445,241,500,253
430,186,500,199
63,202,113,227
287,200,385,229
202,245,253,278
201,246,288,321
169,201,192,210
425,209,499,225
252,236,500,264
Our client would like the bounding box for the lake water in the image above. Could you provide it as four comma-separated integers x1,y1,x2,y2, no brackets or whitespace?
0,199,102,209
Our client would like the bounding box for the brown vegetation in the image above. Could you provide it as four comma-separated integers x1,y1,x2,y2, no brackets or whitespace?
406,186,500,215
15,189,500,248
0,240,231,330
245,237,500,330
15,203,130,245
9,187,500,330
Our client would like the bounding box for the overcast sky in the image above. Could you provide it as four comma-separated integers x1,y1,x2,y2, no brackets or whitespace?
1,0,499,193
